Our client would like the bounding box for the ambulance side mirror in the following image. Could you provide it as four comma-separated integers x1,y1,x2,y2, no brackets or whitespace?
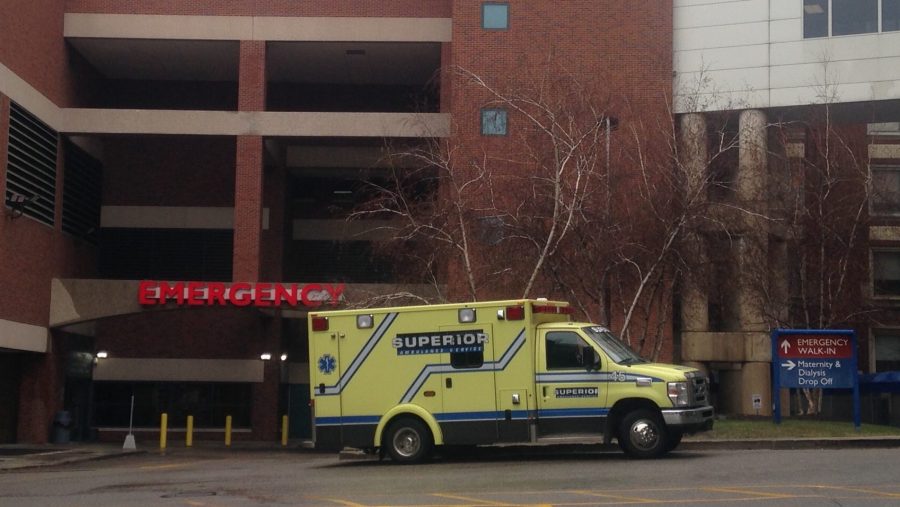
587,349,601,372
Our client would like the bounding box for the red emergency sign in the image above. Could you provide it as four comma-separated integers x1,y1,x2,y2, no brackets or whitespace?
776,334,853,359
138,281,344,308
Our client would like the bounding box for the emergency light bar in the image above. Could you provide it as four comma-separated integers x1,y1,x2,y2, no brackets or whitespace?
532,304,575,315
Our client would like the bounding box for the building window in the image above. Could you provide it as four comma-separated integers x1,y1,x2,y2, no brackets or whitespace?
886,0,900,31
805,0,897,37
832,0,878,35
803,0,829,38
481,108,508,136
873,329,900,372
871,166,900,216
482,3,509,30
93,382,252,428
873,249,900,297
62,139,103,243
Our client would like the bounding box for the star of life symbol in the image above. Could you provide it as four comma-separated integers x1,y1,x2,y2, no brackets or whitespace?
318,354,336,375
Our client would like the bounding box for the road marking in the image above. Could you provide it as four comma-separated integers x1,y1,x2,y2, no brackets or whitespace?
813,485,900,498
432,493,509,505
702,487,796,498
573,489,658,503
319,499,367,507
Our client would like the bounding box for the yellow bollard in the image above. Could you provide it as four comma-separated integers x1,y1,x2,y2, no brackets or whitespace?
225,415,232,447
281,415,289,447
159,413,168,450
186,415,193,447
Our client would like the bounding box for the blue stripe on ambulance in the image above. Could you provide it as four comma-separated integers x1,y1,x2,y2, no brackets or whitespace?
399,329,527,403
537,408,610,418
316,410,531,426
319,312,398,396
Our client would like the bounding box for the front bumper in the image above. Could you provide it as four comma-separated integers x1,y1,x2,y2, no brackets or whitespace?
661,406,714,434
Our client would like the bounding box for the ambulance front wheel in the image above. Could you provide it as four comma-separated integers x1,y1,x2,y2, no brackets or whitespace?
618,409,668,459
384,417,433,464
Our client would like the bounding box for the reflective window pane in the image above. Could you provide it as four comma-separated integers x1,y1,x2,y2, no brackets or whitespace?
885,0,900,32
832,0,877,35
481,108,507,135
874,250,900,297
874,330,900,372
872,166,900,215
482,3,509,30
803,0,828,38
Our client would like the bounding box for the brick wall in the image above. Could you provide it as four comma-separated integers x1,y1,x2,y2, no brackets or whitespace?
65,0,451,17
102,136,236,207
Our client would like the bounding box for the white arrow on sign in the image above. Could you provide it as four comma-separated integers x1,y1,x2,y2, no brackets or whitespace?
781,360,796,371
781,340,790,354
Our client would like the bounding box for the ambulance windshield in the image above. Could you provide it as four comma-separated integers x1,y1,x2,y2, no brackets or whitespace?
582,326,646,365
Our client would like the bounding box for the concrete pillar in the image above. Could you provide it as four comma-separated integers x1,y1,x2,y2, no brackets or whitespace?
736,109,767,206
233,41,267,281
678,114,710,333
735,110,768,332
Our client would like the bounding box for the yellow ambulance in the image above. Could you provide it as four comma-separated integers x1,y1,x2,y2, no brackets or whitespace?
308,299,713,462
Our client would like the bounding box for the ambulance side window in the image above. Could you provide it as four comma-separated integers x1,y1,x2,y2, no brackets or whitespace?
546,331,594,370
451,350,484,369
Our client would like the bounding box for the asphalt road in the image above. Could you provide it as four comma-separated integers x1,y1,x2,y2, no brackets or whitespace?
1,446,899,506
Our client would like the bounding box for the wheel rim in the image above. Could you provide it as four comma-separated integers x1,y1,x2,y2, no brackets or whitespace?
392,427,421,458
628,419,660,451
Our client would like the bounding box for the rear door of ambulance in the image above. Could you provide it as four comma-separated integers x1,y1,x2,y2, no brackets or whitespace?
309,315,343,449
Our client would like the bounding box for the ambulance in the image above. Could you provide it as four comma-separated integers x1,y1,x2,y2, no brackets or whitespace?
308,299,713,462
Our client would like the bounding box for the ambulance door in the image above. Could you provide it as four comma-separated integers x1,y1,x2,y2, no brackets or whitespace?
439,324,498,444
534,329,608,437
310,322,343,449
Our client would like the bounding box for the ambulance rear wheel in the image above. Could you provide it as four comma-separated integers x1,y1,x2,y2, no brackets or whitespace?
385,418,433,464
618,409,668,459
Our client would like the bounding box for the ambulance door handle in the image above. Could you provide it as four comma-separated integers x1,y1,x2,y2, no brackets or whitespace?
542,386,548,397
445,378,452,388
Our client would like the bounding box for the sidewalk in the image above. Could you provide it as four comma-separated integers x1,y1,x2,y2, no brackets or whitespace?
2,436,900,471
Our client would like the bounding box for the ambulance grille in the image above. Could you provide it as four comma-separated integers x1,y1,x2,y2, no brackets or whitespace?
690,376,709,406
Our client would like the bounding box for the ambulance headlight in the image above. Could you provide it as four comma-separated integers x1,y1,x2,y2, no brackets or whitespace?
458,308,476,323
356,314,374,329
667,381,689,407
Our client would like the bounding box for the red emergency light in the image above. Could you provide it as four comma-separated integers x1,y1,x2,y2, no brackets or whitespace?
532,304,574,315
311,316,329,331
505,306,525,320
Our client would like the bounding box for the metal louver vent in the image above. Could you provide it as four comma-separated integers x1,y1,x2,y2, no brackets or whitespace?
6,102,57,226
62,139,103,243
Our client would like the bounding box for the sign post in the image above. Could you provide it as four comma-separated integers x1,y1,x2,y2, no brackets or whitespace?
771,329,859,430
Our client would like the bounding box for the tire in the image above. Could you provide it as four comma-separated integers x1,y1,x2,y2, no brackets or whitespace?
665,431,683,452
618,409,668,459
384,418,433,464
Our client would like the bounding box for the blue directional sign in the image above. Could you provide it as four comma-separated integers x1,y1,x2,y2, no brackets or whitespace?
771,329,859,428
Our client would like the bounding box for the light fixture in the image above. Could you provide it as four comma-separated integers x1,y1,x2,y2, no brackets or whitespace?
96,351,109,359
357,314,374,329
5,193,38,220
260,353,272,361
280,353,288,362
458,308,476,323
